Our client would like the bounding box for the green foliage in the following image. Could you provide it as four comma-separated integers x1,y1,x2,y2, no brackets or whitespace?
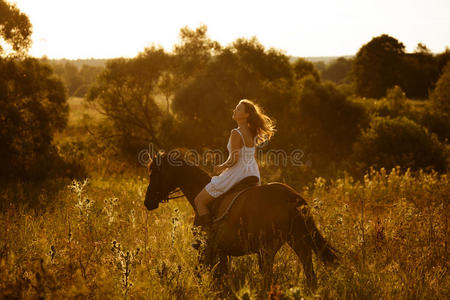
84,26,449,182
292,57,320,82
172,37,293,149
401,47,439,99
294,77,369,170
352,116,448,174
0,0,32,56
353,34,406,98
385,85,409,115
0,57,70,179
87,47,172,157
47,60,103,97
435,49,450,76
352,36,449,99
312,60,326,73
411,108,450,143
0,3,84,181
366,85,411,119
83,25,218,144
431,61,450,117
321,57,353,84
172,25,220,80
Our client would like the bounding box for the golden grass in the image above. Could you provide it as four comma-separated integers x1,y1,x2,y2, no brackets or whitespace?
54,97,104,144
0,167,448,299
66,97,104,125
2,96,448,298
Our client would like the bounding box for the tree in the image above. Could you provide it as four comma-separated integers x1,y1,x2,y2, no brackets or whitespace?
172,25,220,81
87,26,224,158
56,62,83,95
401,44,438,99
353,34,405,98
435,49,450,74
76,64,103,96
292,58,320,82
0,58,68,179
48,61,103,97
87,46,171,156
171,37,294,150
0,1,70,180
321,57,353,84
294,77,369,169
157,71,176,114
0,0,32,56
431,61,450,117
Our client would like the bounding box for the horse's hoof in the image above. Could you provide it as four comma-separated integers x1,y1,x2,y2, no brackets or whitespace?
191,242,201,250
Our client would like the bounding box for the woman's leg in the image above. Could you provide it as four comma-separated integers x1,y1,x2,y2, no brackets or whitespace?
194,188,215,216
192,188,216,249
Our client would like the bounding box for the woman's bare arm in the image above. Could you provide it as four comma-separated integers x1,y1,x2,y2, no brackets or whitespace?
215,130,242,174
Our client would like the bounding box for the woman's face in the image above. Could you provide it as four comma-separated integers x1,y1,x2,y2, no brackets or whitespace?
232,102,249,121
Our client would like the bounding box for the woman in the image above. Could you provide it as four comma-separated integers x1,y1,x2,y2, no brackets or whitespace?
193,99,275,227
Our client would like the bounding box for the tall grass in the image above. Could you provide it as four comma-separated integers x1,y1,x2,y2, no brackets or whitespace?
0,167,448,299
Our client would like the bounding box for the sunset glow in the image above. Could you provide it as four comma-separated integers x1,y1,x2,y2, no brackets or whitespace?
12,0,450,59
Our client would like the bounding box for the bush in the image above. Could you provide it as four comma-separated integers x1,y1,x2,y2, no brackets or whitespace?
352,116,448,174
363,86,411,119
413,108,450,143
431,61,450,117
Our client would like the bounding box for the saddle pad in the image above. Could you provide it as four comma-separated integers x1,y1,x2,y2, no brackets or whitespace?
211,186,255,223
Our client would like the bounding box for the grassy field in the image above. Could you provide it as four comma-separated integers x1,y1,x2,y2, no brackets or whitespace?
0,98,448,299
1,168,447,298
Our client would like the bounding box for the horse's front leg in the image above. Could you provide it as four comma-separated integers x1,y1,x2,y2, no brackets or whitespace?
197,225,221,268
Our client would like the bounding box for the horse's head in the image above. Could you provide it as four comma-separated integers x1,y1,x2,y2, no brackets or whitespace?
144,152,178,210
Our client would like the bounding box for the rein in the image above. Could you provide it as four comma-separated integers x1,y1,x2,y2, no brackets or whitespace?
164,188,185,201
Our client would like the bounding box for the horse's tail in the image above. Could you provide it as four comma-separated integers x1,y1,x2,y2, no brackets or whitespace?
290,194,339,265
304,211,339,265
268,183,339,264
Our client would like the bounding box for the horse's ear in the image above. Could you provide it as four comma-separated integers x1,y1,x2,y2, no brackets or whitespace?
147,156,153,176
158,150,169,164
153,151,165,170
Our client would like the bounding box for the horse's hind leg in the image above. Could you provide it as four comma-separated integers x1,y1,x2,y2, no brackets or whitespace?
288,238,317,291
257,249,276,291
215,255,230,276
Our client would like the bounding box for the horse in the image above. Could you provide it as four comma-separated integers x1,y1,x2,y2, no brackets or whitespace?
144,152,338,290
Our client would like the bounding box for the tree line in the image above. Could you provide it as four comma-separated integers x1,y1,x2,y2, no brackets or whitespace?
1,0,449,183
45,59,104,97
87,26,449,182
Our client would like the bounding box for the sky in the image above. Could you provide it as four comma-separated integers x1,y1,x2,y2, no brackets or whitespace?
11,0,450,59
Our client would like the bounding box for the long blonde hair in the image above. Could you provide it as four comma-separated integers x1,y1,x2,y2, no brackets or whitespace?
239,99,276,146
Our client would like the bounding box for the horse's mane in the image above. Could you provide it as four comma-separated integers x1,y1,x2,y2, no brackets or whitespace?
162,147,212,178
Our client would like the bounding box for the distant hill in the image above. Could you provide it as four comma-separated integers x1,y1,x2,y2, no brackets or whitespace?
48,58,108,69
49,55,355,69
290,55,354,65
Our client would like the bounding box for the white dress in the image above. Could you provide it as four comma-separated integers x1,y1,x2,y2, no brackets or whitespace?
205,128,260,198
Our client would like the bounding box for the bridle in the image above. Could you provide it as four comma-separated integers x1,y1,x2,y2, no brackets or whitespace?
165,188,185,201
149,155,186,204
153,187,185,205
